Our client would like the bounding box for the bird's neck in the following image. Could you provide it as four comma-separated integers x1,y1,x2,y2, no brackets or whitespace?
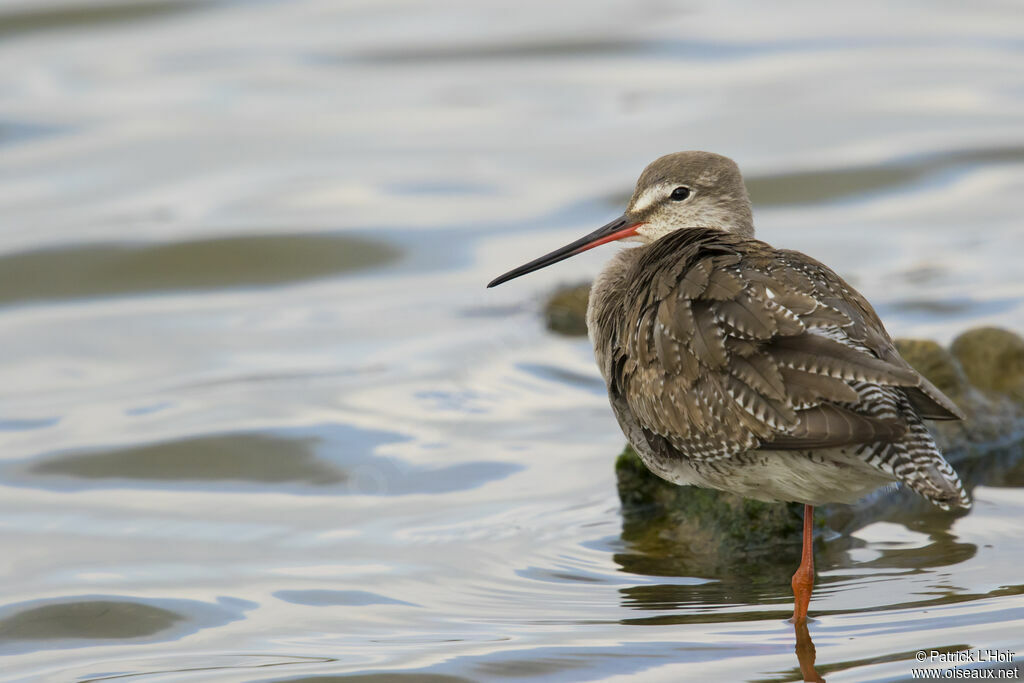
586,246,646,382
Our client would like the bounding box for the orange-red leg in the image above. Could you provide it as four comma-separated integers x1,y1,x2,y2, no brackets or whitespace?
791,504,815,623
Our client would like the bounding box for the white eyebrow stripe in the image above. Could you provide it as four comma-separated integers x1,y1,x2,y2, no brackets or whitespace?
630,182,672,213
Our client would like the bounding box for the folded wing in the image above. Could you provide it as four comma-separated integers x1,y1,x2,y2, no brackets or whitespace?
610,230,963,461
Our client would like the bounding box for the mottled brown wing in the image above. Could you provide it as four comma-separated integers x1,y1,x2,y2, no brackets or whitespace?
774,249,964,421
613,230,960,461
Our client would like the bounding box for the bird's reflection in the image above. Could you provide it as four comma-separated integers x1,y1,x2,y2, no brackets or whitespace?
794,620,825,683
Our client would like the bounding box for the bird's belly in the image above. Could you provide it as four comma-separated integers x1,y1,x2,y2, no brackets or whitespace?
638,446,895,506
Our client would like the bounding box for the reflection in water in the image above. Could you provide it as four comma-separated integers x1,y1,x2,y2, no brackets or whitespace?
0,0,208,38
351,37,653,63
0,596,251,654
747,146,1024,206
0,600,181,641
0,233,401,307
0,416,60,431
0,121,63,148
28,431,346,485
14,424,522,495
618,592,786,626
277,676,473,683
273,590,417,607
794,621,825,683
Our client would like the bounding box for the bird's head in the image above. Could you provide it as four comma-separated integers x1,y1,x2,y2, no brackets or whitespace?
488,151,753,288
626,151,753,243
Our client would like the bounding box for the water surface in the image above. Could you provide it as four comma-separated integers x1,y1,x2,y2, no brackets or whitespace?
0,0,1023,681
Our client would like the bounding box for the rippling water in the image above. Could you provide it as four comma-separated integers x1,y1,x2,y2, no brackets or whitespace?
1,1,1023,681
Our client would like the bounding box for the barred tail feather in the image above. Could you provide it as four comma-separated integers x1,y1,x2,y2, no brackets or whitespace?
853,387,970,510
884,399,970,510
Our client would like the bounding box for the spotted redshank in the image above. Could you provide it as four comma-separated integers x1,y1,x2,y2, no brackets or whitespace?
488,151,970,625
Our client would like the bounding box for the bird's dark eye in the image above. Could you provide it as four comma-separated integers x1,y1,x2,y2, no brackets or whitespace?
670,186,691,201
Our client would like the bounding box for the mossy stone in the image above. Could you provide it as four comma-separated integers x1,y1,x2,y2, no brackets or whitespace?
951,327,1024,403
893,338,969,402
615,444,806,575
543,282,590,336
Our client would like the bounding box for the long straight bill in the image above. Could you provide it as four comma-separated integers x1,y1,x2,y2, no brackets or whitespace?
487,215,642,288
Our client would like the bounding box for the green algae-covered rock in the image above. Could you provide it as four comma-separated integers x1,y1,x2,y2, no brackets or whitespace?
951,327,1024,404
543,282,590,336
893,338,970,403
616,444,808,575
894,329,1024,454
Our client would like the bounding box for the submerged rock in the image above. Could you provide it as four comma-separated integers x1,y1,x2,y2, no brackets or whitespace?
542,283,1024,561
543,282,590,336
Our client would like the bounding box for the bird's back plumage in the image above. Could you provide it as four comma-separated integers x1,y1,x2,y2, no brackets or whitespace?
587,228,969,510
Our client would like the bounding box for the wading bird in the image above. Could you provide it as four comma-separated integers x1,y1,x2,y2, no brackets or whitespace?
488,151,969,625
